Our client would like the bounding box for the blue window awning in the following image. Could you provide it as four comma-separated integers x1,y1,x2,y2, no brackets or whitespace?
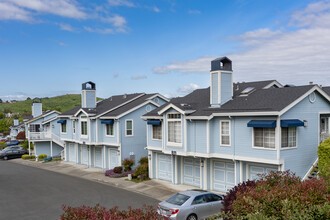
57,120,67,124
281,119,304,127
101,120,114,125
147,120,161,125
247,120,276,128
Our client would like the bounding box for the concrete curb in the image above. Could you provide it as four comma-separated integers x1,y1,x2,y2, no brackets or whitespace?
9,159,198,202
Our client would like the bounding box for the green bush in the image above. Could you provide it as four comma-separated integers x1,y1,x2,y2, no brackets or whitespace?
113,166,123,174
134,163,149,180
318,137,330,181
21,140,34,152
220,170,329,219
38,154,47,159
122,158,134,172
22,154,36,160
138,156,148,165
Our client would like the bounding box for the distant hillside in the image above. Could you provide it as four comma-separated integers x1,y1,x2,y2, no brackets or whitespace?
0,94,103,114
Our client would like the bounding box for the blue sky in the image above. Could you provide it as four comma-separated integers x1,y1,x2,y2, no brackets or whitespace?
1,0,330,101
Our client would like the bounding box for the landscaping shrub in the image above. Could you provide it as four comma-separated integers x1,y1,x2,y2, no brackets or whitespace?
113,166,123,174
123,158,134,171
318,137,330,182
38,154,47,159
138,156,148,165
105,169,133,178
221,170,329,219
134,163,149,180
22,154,36,160
60,204,159,220
222,179,256,214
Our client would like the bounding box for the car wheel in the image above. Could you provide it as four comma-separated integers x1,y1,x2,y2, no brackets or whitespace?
186,214,197,220
4,156,8,160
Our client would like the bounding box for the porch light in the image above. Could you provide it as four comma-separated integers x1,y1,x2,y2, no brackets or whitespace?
304,120,308,127
200,159,204,167
148,154,151,160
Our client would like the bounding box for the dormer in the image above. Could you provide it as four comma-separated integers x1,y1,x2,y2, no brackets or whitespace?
210,57,233,107
81,81,96,109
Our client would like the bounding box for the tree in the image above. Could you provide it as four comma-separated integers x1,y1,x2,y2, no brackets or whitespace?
16,131,26,140
0,112,4,119
0,98,2,103
26,97,31,100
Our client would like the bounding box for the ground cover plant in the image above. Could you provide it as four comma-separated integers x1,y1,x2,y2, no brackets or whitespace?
104,168,133,178
60,204,160,220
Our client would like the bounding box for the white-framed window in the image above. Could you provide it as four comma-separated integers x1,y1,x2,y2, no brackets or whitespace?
220,120,230,146
253,128,275,149
167,113,182,145
281,127,297,148
125,120,133,136
152,125,162,140
61,123,67,133
80,116,88,137
29,124,40,132
72,120,76,134
106,124,114,136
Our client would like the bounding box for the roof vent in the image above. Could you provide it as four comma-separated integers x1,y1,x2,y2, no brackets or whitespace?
236,84,239,91
309,81,313,85
123,94,127,99
240,87,255,96
180,103,190,107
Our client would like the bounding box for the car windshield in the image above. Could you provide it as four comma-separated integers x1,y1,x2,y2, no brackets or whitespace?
166,193,190,206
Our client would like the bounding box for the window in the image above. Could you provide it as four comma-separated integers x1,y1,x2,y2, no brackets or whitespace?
61,123,67,133
29,124,40,132
81,121,87,136
254,128,275,149
167,113,182,144
191,195,207,205
220,120,230,146
72,120,76,134
166,193,190,206
106,124,114,136
126,120,133,136
152,125,162,140
281,127,297,148
205,193,222,202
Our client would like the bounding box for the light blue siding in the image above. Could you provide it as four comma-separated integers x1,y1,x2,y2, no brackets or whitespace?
211,73,218,106
35,142,51,156
52,142,63,156
153,97,167,106
220,72,232,105
85,90,96,108
187,121,207,153
280,92,330,177
147,124,162,147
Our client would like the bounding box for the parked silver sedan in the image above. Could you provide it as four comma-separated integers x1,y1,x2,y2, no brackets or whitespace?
157,189,223,220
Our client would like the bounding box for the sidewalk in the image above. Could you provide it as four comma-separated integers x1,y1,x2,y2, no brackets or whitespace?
10,159,199,202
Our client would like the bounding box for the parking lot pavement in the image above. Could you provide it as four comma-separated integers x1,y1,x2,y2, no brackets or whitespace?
0,160,160,220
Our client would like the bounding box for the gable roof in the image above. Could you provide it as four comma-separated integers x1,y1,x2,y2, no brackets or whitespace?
144,80,329,119
60,93,164,119
323,86,330,96
25,110,60,124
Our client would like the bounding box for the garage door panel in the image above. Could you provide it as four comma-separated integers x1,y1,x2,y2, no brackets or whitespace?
110,150,119,169
251,166,264,173
213,160,235,192
184,165,193,176
82,146,88,165
249,165,278,180
69,144,76,162
158,154,172,181
183,157,200,187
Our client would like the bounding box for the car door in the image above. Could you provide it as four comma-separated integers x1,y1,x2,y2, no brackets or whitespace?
5,150,14,159
191,195,210,219
204,193,223,216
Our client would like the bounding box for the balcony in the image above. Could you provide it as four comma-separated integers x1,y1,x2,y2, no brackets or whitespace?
29,132,52,140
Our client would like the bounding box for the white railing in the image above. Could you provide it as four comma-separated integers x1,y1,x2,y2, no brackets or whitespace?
61,150,65,160
52,133,64,146
29,132,51,140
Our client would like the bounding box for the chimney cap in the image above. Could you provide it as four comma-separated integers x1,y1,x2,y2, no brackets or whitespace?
32,98,42,103
211,56,232,71
82,81,96,90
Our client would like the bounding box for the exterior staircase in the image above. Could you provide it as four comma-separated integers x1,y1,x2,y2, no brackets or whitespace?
303,158,319,180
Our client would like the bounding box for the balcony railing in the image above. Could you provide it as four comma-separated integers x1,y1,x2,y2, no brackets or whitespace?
29,132,52,140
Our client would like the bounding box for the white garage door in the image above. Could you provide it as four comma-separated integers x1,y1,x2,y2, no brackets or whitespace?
69,144,76,163
109,150,119,169
94,147,103,168
248,164,278,180
158,154,172,181
213,160,235,192
183,158,200,187
81,145,88,165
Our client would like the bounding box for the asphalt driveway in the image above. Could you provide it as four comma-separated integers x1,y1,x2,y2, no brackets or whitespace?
0,160,159,220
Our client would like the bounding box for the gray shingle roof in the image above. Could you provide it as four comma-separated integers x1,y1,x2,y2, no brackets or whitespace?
323,86,330,96
60,93,158,118
144,80,317,117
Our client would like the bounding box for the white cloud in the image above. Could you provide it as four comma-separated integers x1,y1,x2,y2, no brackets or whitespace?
188,9,201,14
6,0,87,19
113,72,119,78
58,41,67,46
84,26,115,34
152,0,330,86
177,83,200,94
108,0,134,7
59,23,75,32
0,2,33,22
101,15,126,27
153,6,160,13
131,75,147,80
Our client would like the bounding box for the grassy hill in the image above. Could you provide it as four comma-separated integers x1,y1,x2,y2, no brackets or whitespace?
0,94,102,115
